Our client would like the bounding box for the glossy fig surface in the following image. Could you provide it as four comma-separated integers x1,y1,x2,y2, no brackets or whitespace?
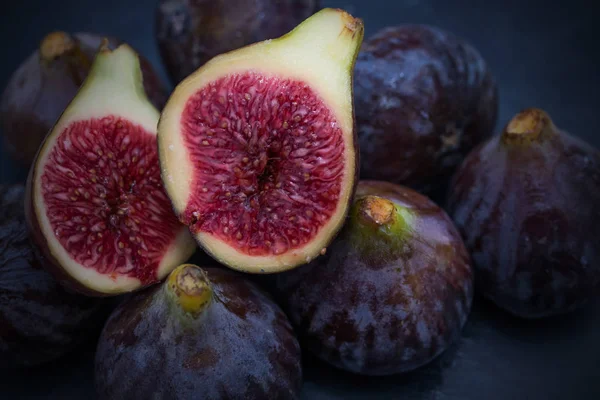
447,108,600,318
0,185,107,368
274,181,473,375
354,26,498,199
95,264,302,399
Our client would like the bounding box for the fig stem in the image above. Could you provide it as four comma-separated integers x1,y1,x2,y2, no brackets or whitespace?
353,195,414,237
502,108,556,144
358,196,395,226
166,264,213,317
39,31,93,86
40,32,76,62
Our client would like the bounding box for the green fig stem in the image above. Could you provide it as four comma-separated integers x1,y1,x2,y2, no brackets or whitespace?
353,195,413,236
502,108,557,145
165,264,213,319
346,195,415,263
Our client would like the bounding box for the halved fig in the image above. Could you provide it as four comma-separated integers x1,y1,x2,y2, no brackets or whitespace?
26,43,197,296
158,8,364,273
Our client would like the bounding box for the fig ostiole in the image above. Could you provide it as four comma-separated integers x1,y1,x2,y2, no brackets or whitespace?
95,264,303,399
0,185,109,368
0,31,167,166
26,42,196,296
354,25,498,199
447,108,600,318
158,8,364,274
273,180,474,376
155,0,320,84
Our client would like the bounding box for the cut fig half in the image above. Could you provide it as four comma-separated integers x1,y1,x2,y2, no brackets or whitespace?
158,8,364,273
26,42,197,296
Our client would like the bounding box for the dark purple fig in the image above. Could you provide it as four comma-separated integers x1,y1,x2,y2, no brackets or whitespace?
447,108,600,318
0,31,168,166
273,181,473,376
0,184,108,368
155,0,320,84
354,26,498,199
95,264,302,399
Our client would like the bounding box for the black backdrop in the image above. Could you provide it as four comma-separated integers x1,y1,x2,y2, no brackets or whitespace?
0,0,598,399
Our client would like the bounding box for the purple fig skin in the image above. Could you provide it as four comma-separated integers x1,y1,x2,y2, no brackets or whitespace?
354,26,498,199
0,185,108,368
155,0,320,84
446,108,600,319
273,180,473,376
95,266,302,399
0,32,168,166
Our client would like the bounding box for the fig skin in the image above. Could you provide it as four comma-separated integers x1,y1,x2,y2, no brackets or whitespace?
95,265,302,399
0,185,108,368
0,32,168,166
354,26,498,199
273,181,473,376
447,108,600,319
155,0,320,84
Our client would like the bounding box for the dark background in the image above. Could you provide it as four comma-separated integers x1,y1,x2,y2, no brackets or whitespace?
0,0,598,399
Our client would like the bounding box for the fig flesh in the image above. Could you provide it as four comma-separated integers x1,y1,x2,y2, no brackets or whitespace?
0,32,167,166
158,9,364,273
354,26,498,198
95,264,302,399
273,181,474,375
0,185,107,368
447,108,600,318
26,43,196,296
155,0,320,84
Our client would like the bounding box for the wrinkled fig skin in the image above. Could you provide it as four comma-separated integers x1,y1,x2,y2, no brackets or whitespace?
0,185,107,368
447,111,600,319
274,181,473,376
0,33,167,165
95,267,302,399
354,26,498,199
155,0,319,83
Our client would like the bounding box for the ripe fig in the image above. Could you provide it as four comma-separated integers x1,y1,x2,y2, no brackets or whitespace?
354,26,498,199
158,9,364,273
447,108,600,318
95,264,302,399
25,42,196,296
155,0,320,84
273,181,473,375
0,31,168,166
0,184,108,368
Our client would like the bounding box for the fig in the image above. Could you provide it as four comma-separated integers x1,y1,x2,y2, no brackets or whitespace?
447,108,600,318
25,42,196,296
273,180,473,375
155,0,320,84
0,184,107,368
95,264,302,399
0,32,168,166
354,25,498,198
158,9,364,273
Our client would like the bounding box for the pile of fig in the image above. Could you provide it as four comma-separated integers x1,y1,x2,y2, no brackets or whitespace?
0,3,598,398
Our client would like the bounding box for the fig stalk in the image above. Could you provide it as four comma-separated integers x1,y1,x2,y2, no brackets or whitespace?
165,264,213,318
502,108,556,144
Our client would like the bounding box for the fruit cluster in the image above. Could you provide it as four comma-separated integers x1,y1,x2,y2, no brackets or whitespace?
1,4,598,399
